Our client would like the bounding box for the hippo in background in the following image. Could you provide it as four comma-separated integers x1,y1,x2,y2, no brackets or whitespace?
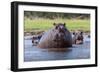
32,33,44,46
72,30,84,44
37,23,72,48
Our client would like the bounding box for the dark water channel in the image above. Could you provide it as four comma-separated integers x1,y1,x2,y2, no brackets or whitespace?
24,35,90,62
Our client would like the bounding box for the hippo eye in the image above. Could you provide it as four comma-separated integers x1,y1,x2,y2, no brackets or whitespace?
73,32,75,35
80,32,83,35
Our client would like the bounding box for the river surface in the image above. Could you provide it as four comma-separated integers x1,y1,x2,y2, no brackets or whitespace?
24,35,90,62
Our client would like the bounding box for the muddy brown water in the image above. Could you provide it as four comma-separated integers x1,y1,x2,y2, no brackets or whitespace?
24,35,90,62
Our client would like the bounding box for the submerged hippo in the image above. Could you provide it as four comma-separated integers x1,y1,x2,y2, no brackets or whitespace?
72,31,84,44
37,23,72,48
32,33,43,46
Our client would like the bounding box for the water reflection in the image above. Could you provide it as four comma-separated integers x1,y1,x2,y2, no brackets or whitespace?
24,35,90,62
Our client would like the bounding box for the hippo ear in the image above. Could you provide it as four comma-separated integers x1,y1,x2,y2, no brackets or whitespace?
80,31,83,35
63,23,66,26
53,23,56,26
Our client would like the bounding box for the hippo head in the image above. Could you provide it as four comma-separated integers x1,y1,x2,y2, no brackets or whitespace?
73,31,84,44
53,23,67,33
73,31,83,40
53,23,68,42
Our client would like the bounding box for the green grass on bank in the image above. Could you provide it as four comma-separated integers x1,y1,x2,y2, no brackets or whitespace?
24,18,90,32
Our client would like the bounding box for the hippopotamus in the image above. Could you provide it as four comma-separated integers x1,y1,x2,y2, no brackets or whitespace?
72,31,84,44
32,34,43,45
37,23,72,48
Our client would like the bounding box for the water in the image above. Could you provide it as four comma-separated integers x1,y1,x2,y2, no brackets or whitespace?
24,35,90,62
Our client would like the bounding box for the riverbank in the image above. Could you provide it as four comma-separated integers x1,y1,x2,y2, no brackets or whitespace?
24,18,90,33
